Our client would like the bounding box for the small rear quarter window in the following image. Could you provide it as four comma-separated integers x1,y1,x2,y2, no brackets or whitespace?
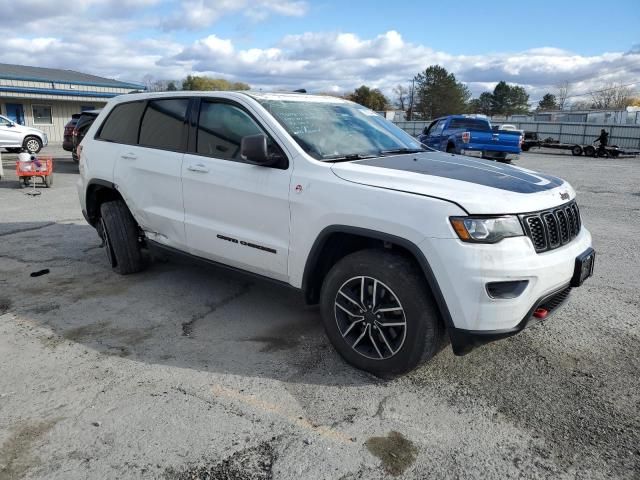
97,101,146,145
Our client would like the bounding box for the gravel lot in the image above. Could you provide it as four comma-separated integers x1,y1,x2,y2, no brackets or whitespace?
0,146,638,479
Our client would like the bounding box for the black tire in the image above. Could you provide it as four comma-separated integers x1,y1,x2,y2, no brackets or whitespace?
521,145,530,152
583,145,596,157
320,249,443,377
23,136,42,154
571,145,583,156
99,200,144,275
446,144,456,154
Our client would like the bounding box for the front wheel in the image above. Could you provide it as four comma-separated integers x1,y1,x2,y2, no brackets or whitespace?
23,136,42,154
320,249,443,377
583,145,596,157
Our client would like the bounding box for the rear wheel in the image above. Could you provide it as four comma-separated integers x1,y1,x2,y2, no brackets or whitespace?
320,249,443,377
99,200,144,275
571,145,583,156
446,144,456,154
23,136,42,154
583,145,596,157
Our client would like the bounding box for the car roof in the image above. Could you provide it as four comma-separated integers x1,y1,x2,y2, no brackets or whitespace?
108,90,351,105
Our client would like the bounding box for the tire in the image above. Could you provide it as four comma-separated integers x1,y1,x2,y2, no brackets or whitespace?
23,136,42,154
521,145,530,152
571,145,583,156
446,144,456,154
99,200,144,275
319,249,443,377
583,145,596,157
44,174,53,188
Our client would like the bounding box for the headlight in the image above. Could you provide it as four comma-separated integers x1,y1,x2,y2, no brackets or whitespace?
450,216,524,243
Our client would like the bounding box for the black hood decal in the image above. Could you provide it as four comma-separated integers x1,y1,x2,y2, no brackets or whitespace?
355,153,564,193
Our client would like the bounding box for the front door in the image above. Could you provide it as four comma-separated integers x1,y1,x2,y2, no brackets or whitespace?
0,115,23,147
182,99,292,281
5,104,25,125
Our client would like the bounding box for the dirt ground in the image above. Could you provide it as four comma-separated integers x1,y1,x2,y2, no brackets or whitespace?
0,147,638,479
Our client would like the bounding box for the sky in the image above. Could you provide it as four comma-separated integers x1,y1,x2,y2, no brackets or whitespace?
1,0,639,104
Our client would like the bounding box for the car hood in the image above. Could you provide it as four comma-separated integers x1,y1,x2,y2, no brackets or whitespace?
330,151,575,214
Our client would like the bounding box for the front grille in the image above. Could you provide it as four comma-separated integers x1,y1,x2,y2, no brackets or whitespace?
521,201,581,253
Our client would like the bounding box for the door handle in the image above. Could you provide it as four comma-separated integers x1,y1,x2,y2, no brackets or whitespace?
121,153,137,160
187,163,210,173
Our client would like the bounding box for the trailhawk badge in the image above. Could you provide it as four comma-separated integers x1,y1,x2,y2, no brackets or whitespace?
560,191,570,201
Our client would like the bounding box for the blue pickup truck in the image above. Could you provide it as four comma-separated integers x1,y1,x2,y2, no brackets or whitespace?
417,115,522,162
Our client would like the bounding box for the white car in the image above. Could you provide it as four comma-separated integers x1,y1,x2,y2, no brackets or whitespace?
0,115,48,153
77,92,595,376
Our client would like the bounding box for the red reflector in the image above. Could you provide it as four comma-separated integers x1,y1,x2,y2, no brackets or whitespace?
533,308,548,319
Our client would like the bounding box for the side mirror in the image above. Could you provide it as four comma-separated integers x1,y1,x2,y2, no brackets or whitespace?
241,134,275,166
7,122,15,127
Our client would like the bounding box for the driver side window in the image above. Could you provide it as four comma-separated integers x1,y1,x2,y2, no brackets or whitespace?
0,116,11,126
429,120,446,137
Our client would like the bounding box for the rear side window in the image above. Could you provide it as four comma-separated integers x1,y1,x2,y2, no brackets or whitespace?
448,118,491,131
97,101,145,144
139,99,189,151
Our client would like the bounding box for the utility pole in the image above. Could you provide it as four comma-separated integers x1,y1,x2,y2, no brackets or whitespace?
408,78,415,121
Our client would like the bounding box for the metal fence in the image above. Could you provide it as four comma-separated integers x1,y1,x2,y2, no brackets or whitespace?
393,121,640,149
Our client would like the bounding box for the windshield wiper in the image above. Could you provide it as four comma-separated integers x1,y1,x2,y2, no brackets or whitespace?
379,148,426,155
321,153,377,162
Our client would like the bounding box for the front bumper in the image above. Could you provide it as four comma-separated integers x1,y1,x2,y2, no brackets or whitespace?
460,148,519,161
448,283,572,355
419,227,593,352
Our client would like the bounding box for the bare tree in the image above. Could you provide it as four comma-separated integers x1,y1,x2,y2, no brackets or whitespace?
556,81,571,110
591,83,633,109
392,84,409,110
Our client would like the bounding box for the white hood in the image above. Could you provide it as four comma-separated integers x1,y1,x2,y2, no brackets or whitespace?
331,151,576,214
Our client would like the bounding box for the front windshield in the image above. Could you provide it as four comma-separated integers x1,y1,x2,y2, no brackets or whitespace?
258,99,425,160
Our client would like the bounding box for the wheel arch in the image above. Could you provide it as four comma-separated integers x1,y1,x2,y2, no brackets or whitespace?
301,225,455,331
85,179,125,226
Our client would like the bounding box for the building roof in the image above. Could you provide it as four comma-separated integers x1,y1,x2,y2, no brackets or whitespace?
0,63,145,90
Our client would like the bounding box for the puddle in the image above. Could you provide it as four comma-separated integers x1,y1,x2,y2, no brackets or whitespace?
0,297,11,315
365,431,417,476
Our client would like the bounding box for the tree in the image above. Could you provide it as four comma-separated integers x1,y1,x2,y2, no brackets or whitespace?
392,84,410,111
556,81,571,110
537,93,558,111
347,85,389,111
491,81,530,116
468,92,493,115
182,75,250,91
413,65,470,119
590,83,633,109
167,81,177,91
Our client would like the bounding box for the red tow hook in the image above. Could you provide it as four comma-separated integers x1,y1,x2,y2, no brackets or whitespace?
533,308,549,319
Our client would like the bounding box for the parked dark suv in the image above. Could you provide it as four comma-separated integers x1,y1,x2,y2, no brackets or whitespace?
72,110,100,162
63,114,82,151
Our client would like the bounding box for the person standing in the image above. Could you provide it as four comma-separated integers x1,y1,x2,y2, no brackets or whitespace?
594,129,609,156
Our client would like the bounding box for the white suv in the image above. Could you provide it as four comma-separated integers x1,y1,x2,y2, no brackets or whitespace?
77,92,595,376
0,115,48,153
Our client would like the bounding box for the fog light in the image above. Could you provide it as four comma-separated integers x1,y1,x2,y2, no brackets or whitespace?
486,280,529,299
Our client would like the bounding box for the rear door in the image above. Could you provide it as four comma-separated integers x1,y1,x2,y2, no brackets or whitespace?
111,98,190,250
181,98,292,281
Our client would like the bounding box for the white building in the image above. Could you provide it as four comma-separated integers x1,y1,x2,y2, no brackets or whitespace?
0,63,145,143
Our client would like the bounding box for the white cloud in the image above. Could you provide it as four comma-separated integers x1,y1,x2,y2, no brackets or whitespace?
162,0,308,30
0,0,637,105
